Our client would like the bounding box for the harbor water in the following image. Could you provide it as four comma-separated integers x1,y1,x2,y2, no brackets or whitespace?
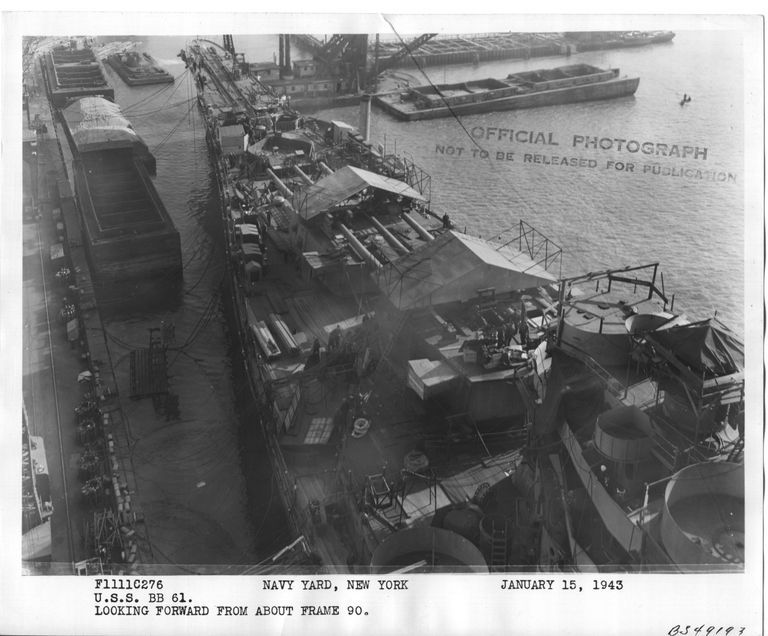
88,31,745,567
312,30,746,331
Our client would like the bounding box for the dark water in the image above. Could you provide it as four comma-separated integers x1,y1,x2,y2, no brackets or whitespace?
91,35,290,564
85,31,745,565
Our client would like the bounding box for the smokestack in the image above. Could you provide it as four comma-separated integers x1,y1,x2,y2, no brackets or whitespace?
285,36,291,73
359,94,371,143
278,35,284,76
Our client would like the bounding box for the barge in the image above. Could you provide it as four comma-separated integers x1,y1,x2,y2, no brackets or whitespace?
42,43,113,107
374,64,639,121
59,96,182,295
187,40,743,573
105,51,174,86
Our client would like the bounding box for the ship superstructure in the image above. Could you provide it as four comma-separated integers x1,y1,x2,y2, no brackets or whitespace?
531,265,744,572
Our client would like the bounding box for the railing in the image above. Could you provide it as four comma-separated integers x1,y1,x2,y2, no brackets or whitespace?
495,220,562,277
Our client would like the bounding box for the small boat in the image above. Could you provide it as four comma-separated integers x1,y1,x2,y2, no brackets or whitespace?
373,64,639,121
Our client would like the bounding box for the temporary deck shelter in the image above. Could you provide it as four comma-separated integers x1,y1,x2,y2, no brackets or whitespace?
377,230,556,310
293,165,427,222
645,318,745,408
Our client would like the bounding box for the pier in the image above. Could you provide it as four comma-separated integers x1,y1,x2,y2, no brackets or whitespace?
24,52,151,573
373,33,570,67
295,31,676,72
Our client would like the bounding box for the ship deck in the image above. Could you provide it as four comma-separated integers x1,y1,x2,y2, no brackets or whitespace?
239,221,531,565
193,41,554,570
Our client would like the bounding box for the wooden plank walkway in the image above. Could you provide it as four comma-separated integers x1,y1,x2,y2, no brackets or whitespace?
129,347,168,399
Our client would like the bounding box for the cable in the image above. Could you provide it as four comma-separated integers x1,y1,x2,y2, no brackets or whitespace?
381,19,486,156
155,69,192,110
151,100,198,155
183,248,217,296
121,75,179,114
126,97,193,118
252,473,276,542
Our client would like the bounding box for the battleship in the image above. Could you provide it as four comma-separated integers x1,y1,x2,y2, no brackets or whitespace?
183,39,744,573
20,34,745,576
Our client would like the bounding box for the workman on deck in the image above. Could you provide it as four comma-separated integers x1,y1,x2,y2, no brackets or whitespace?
328,325,342,352
519,316,529,347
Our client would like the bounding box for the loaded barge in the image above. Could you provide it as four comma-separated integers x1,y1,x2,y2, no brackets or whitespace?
105,51,174,86
39,41,182,300
43,43,113,107
374,64,640,121
188,39,743,573
59,96,182,293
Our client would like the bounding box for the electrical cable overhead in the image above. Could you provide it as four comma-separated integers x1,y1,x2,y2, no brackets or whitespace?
151,99,198,155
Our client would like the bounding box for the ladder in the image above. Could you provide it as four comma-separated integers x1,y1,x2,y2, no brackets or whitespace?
727,434,745,463
490,519,508,571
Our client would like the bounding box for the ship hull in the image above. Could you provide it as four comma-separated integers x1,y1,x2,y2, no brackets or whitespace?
201,120,304,544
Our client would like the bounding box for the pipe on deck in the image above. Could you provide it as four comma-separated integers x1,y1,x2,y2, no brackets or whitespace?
339,223,382,269
369,215,410,255
403,213,434,241
293,165,314,185
266,168,293,198
319,161,334,176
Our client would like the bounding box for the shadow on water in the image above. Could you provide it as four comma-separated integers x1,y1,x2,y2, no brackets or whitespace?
95,275,184,318
228,320,292,559
216,257,292,558
198,164,291,560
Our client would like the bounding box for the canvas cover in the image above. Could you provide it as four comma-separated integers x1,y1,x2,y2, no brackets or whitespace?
62,97,148,154
377,230,555,310
651,318,744,377
296,165,426,221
